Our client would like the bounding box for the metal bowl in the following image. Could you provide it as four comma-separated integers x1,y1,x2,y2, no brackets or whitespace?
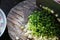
0,9,7,37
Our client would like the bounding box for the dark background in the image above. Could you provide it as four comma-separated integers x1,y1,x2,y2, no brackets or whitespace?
36,0,60,18
0,0,24,40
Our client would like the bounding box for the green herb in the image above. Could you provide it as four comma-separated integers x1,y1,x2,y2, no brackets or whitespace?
27,8,60,39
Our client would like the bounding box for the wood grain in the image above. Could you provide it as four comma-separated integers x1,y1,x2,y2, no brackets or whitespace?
7,0,36,40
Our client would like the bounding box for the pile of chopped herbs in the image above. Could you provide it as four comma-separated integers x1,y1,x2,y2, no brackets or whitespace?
27,7,60,40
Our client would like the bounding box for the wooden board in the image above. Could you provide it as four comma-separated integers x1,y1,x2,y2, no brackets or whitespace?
7,0,36,40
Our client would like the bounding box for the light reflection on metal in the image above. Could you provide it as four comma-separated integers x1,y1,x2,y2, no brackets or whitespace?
54,0,60,4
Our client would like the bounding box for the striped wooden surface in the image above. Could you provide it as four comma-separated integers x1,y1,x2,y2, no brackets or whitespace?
7,0,36,40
